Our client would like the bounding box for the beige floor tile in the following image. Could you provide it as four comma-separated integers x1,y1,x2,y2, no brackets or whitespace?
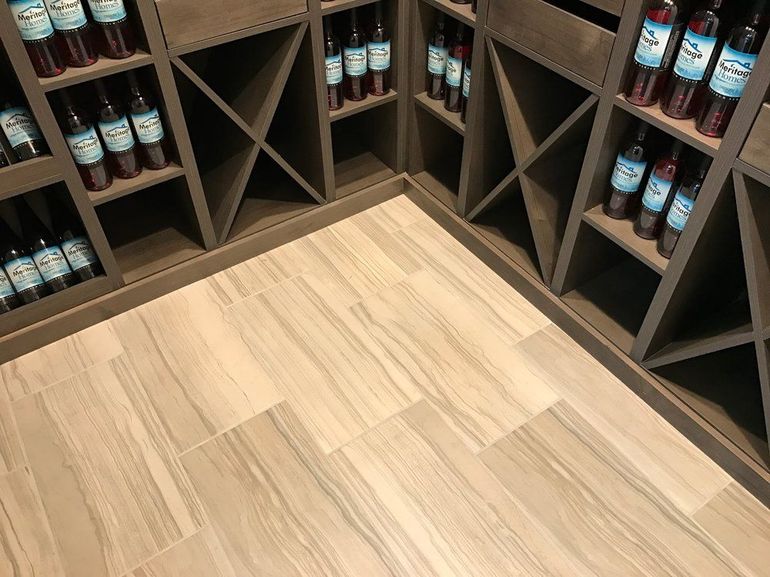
0,391,23,473
481,401,750,577
355,195,428,233
348,209,423,275
14,357,206,577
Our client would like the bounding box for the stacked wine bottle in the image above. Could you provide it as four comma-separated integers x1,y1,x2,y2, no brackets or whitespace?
1,76,48,167
426,12,473,123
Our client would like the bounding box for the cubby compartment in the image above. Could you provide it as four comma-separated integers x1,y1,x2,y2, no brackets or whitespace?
95,176,205,283
737,175,770,338
421,0,477,27
741,102,770,176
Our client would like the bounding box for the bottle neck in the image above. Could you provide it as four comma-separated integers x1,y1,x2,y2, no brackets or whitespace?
350,8,359,28
374,2,383,22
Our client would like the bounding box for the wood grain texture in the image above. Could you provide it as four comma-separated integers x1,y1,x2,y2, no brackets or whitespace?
481,401,750,577
14,357,206,577
129,527,236,577
693,482,770,577
0,467,64,577
0,392,23,473
740,102,770,176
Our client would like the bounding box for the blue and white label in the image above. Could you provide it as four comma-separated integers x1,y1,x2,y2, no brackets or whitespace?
666,191,695,231
674,29,718,81
367,41,390,71
32,247,72,282
641,173,674,212
343,46,367,77
44,0,87,31
427,44,448,75
0,107,42,149
65,127,105,165
325,54,343,85
86,0,127,23
130,108,164,145
62,236,98,270
4,257,44,292
0,268,15,299
98,117,135,152
610,154,647,194
634,17,673,68
709,45,757,99
8,0,54,41
445,56,462,87
462,65,471,98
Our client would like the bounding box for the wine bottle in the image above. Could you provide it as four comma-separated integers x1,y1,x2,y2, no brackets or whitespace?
0,213,48,304
604,121,651,219
461,52,471,123
14,196,76,292
634,139,685,239
0,132,10,168
367,1,391,96
8,0,66,77
86,0,135,59
696,1,768,138
323,15,344,111
95,78,141,178
43,0,98,66
343,8,367,102
660,1,726,119
48,194,103,281
0,260,20,314
426,12,448,99
0,92,48,161
472,0,477,13
625,0,687,107
445,23,471,113
126,71,170,170
658,155,712,258
60,88,111,190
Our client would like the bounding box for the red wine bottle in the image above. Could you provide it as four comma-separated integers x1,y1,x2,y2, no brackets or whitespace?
60,88,111,190
324,16,344,111
95,79,141,178
427,12,448,99
634,139,685,239
0,258,20,314
43,0,98,66
343,8,367,102
604,121,651,219
661,1,726,119
0,92,48,161
126,71,170,170
0,214,48,304
696,2,768,138
445,23,471,113
658,155,712,258
48,194,103,281
625,0,686,106
367,2,391,96
461,52,471,123
8,0,66,77
86,0,135,59
0,133,10,168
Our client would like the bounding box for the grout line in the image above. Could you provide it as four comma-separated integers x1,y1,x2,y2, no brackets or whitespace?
118,524,209,577
474,396,561,457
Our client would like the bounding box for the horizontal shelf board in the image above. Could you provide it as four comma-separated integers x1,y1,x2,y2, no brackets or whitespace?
583,205,669,275
411,169,458,210
420,0,476,27
321,0,382,15
614,94,719,157
0,276,112,338
334,150,397,199
116,229,206,285
330,91,398,122
227,197,319,242
0,156,61,200
89,164,186,205
39,51,154,92
735,158,770,189
414,92,465,136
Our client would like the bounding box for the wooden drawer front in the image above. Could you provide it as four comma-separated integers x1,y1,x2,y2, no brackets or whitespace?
155,0,308,48
487,0,615,86
741,103,770,174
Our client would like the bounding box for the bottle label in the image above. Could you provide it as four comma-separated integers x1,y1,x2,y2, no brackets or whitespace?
130,108,164,145
446,56,463,87
65,127,105,165
343,46,367,77
641,173,674,213
61,236,98,270
367,41,391,71
634,17,673,69
709,45,757,99
610,154,647,194
325,54,343,86
462,65,471,98
32,247,72,282
86,0,126,23
0,107,43,149
427,44,448,75
44,0,87,31
666,191,695,231
98,116,135,152
0,268,15,299
673,29,718,81
8,0,54,41
4,256,44,292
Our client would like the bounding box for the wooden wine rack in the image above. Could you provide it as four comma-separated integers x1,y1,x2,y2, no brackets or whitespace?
1,0,770,503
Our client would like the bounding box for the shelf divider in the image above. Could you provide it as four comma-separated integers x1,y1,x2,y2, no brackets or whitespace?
420,0,476,27
330,91,399,122
413,92,465,135
88,164,186,206
0,157,61,201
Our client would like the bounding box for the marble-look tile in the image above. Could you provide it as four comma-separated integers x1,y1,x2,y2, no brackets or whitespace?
348,209,423,275
356,195,428,233
128,527,236,577
14,357,206,577
0,391,23,473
